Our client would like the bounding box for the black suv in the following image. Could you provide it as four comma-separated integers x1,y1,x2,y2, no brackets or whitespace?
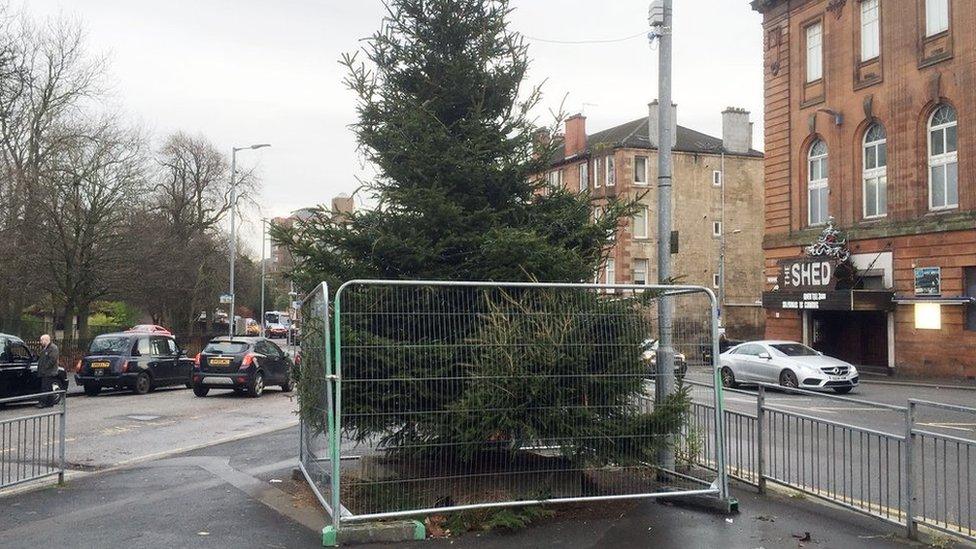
75,329,193,396
192,337,293,397
0,333,68,401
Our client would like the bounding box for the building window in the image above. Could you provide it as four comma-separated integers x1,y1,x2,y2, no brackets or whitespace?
712,221,722,237
633,206,649,239
633,259,648,285
593,157,602,188
712,170,722,187
579,162,589,192
712,273,721,289
863,123,887,218
547,170,562,188
928,104,958,211
860,0,880,61
592,205,603,222
807,139,829,225
805,22,823,83
965,267,976,331
634,155,648,185
606,155,616,186
926,0,949,37
605,258,615,285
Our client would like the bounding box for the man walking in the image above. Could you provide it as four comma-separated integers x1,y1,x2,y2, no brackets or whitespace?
36,334,59,408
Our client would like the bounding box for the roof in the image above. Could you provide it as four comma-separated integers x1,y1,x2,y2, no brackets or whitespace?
549,117,763,166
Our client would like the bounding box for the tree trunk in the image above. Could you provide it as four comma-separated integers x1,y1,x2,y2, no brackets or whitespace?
77,302,91,341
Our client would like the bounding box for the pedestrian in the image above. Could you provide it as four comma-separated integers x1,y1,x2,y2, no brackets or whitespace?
36,334,59,408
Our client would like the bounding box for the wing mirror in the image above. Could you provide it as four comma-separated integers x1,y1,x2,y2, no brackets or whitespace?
758,352,772,360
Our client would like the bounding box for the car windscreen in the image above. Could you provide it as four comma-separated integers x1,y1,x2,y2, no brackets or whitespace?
89,336,132,356
203,342,249,355
771,343,819,357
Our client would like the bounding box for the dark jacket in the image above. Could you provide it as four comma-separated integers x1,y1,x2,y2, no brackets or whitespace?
37,342,59,377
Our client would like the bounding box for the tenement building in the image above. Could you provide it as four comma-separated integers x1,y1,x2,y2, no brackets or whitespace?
542,104,765,339
752,0,976,377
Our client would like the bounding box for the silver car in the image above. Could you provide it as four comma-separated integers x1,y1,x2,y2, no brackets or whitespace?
719,340,859,394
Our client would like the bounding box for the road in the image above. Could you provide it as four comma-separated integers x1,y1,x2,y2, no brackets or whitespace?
0,382,298,471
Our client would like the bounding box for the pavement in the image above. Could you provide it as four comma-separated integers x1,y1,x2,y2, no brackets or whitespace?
0,423,923,549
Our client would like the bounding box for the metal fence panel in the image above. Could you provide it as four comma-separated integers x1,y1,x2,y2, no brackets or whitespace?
0,391,66,490
331,280,728,523
297,282,342,530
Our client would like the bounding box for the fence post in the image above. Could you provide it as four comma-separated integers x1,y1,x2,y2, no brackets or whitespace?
904,401,917,540
708,292,730,501
756,384,765,494
58,391,66,485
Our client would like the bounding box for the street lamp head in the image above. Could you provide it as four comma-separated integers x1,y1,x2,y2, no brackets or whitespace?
250,143,271,150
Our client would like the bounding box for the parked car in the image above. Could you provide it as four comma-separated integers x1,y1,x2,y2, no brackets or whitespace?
75,327,193,396
641,339,687,380
0,333,68,402
719,340,859,394
191,336,293,398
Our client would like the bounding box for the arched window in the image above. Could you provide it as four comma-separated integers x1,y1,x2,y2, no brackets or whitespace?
863,123,887,218
928,104,958,210
808,139,829,225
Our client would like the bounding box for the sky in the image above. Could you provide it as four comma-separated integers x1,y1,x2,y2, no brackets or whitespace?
21,0,765,256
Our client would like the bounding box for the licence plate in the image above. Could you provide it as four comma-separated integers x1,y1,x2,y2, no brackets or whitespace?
210,358,231,366
92,362,110,369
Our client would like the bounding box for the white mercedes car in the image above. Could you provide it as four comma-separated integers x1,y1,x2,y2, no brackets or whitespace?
719,340,859,394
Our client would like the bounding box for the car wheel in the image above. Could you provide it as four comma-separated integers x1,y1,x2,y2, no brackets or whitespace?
779,369,799,390
833,386,853,395
721,367,738,389
248,372,264,398
134,373,152,395
192,384,209,397
280,377,293,392
83,383,101,397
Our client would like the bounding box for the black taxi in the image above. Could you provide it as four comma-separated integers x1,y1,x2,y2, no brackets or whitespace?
0,333,68,401
75,326,193,396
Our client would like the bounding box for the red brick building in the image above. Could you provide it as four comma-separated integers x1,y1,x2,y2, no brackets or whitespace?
753,0,976,378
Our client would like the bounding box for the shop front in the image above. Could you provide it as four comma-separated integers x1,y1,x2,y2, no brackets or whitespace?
762,257,894,371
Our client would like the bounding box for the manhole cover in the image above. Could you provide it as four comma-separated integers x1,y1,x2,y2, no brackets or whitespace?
127,415,161,421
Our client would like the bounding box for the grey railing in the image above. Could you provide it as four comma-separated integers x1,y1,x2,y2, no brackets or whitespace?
684,379,976,544
0,391,67,490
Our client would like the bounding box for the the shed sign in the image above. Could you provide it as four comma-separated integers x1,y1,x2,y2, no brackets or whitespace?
777,258,837,291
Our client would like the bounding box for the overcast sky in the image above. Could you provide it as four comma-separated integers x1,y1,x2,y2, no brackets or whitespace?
23,0,764,256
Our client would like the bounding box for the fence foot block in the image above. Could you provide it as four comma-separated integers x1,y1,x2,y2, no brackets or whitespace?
323,520,425,546
659,494,739,515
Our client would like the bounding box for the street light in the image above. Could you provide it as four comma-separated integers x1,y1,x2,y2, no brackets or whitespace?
228,143,271,336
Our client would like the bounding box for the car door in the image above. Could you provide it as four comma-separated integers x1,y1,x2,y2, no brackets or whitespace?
255,341,282,383
751,344,779,383
732,344,763,382
267,340,290,383
170,338,191,382
149,336,176,382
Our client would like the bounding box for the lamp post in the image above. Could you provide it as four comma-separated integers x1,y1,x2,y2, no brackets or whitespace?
228,143,271,337
260,217,267,337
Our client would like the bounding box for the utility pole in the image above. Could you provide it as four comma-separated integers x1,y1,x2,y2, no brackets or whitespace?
260,218,267,337
227,143,271,337
650,0,675,471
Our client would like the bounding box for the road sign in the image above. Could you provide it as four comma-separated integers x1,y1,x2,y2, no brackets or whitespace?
219,294,233,304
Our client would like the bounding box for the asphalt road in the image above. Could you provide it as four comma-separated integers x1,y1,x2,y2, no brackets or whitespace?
0,381,298,470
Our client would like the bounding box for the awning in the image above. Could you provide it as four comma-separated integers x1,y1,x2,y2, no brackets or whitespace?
762,290,895,311
892,296,975,306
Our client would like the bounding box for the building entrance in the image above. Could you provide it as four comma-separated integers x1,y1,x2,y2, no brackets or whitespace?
810,311,888,369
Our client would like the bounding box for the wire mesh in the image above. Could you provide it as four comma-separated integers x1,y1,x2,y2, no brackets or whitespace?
297,282,340,526
332,281,726,521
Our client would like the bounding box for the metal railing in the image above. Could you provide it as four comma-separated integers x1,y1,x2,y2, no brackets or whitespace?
299,280,731,536
0,391,67,490
683,379,976,543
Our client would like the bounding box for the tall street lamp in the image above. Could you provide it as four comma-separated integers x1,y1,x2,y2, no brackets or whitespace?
260,217,267,336
229,143,270,336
